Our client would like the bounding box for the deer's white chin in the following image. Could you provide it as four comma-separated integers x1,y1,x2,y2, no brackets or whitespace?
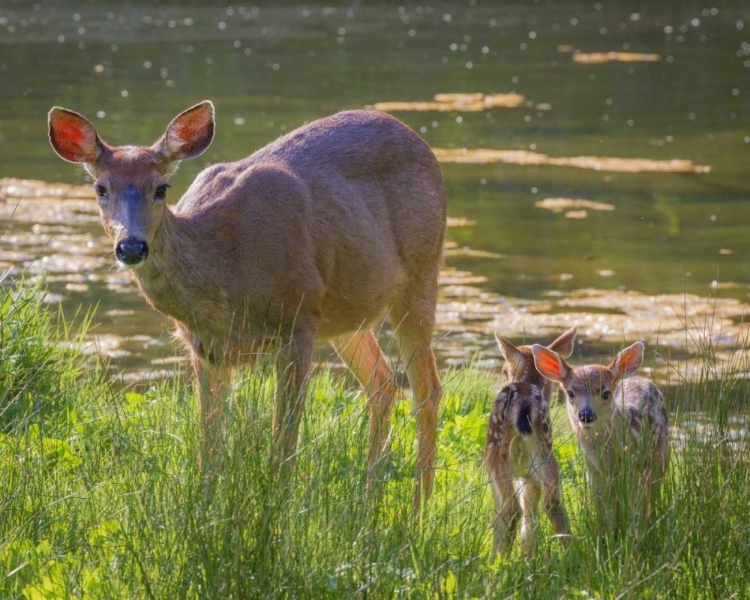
116,259,145,271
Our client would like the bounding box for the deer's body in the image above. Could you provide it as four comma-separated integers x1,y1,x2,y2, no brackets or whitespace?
139,111,445,362
49,103,446,509
532,342,668,531
571,373,668,487
485,327,576,555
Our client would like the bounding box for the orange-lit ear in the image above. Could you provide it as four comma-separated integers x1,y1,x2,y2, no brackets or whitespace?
156,100,215,163
609,341,644,380
48,107,103,164
531,344,570,384
547,325,577,358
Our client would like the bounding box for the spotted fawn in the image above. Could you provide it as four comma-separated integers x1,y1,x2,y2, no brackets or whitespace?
485,327,576,555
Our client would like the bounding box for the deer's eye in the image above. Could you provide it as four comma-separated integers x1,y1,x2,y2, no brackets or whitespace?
602,390,611,401
566,390,575,400
94,185,107,199
154,184,170,201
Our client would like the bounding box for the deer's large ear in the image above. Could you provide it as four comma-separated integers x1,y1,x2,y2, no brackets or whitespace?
156,101,215,164
609,342,644,381
495,334,526,377
48,107,104,164
531,344,571,385
547,325,577,358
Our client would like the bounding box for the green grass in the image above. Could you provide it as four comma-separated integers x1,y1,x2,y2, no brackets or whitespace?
1,279,749,598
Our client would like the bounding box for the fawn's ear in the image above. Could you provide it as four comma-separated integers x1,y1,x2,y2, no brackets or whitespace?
531,344,571,384
496,334,526,375
48,107,104,164
547,325,577,358
609,341,644,381
156,100,215,164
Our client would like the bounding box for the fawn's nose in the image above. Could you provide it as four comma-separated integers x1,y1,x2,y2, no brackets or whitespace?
578,407,597,424
115,238,149,266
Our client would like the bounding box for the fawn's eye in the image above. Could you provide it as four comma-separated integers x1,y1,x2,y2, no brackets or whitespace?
154,184,170,201
94,185,107,199
602,390,611,401
566,390,575,400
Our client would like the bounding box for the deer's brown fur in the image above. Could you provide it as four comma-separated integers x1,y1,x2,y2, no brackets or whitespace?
532,341,669,530
49,102,446,509
485,327,576,555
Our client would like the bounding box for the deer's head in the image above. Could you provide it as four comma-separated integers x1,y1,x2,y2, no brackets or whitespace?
496,326,577,402
532,341,644,433
48,101,215,268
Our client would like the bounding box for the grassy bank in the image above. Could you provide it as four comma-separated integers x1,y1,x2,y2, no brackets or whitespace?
1,280,749,598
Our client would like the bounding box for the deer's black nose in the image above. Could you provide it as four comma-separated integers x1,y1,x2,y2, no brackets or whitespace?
115,238,149,265
579,407,597,424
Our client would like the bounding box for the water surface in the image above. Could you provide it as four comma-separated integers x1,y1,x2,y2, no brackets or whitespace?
1,1,749,388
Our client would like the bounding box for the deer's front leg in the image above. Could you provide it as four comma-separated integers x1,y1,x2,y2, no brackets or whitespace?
272,328,315,471
192,348,232,472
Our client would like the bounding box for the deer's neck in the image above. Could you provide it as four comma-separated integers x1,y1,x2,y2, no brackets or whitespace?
132,209,214,327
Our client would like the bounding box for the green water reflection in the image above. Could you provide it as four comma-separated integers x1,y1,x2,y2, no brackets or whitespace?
1,1,749,376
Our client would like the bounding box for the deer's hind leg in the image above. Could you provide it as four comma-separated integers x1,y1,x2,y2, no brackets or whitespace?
518,477,542,555
488,464,521,556
539,456,570,547
389,273,442,512
333,329,399,491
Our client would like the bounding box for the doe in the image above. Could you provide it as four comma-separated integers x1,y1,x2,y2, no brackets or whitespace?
531,341,668,530
48,101,446,510
485,327,576,555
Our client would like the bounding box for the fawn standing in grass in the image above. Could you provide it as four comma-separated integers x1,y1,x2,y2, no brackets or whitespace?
485,327,577,556
48,101,446,510
531,341,668,532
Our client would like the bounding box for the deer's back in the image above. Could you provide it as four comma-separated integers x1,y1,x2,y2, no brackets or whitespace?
173,110,446,339
486,382,553,477
615,376,669,477
615,377,667,433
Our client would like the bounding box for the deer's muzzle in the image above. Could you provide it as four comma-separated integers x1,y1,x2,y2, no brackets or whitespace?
116,237,149,266
578,406,597,424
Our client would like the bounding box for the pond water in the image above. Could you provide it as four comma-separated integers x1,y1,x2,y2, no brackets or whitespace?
1,2,749,392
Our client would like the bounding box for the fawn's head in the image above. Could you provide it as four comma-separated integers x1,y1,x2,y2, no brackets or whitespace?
48,101,215,268
532,341,644,432
495,326,577,401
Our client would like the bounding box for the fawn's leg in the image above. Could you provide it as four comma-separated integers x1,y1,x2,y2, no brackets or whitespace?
272,327,315,472
333,329,398,491
489,467,520,556
390,283,442,513
519,478,542,556
541,457,571,546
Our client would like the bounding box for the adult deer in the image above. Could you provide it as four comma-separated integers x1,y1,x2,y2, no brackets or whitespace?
48,101,446,510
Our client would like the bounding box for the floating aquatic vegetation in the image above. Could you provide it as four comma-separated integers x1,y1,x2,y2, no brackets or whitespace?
572,52,661,64
445,247,506,259
371,92,525,113
433,148,710,173
1,177,94,201
434,285,750,381
535,197,616,213
446,217,477,227
439,269,489,286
